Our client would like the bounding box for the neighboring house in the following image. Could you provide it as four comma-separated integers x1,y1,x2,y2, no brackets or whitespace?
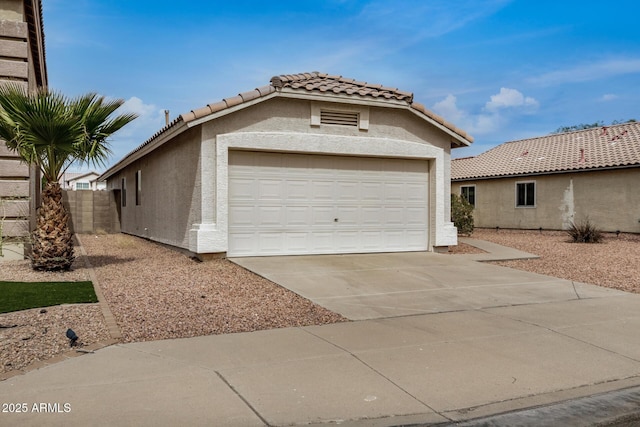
451,122,640,233
59,171,107,191
0,0,47,260
100,72,473,258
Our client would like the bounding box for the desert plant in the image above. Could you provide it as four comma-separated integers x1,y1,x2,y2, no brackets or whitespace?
451,194,474,235
0,84,137,270
567,217,603,243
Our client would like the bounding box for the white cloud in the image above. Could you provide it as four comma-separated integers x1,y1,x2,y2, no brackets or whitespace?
100,97,169,169
432,87,538,136
116,97,167,139
528,58,640,86
485,87,539,111
433,94,465,123
601,93,618,101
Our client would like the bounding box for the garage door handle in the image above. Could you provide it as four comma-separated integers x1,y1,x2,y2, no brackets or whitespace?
334,218,339,222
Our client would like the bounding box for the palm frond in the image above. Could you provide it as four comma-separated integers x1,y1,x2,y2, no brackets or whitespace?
0,84,137,181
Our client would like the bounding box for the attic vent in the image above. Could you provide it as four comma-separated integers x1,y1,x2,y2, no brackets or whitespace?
320,110,359,126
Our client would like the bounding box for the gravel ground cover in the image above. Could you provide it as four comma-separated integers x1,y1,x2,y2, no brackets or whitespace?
79,234,347,343
472,228,640,293
2,228,638,375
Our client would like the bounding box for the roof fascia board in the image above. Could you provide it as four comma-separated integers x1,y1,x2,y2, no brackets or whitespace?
452,163,640,181
69,171,99,180
186,92,280,128
100,120,189,180
407,108,471,147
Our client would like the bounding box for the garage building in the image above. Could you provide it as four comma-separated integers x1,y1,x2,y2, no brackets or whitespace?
100,72,473,258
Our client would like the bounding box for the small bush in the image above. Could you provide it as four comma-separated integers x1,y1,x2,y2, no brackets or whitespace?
567,218,603,243
451,194,474,235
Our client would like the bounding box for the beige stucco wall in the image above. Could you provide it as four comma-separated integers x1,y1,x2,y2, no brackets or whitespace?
452,168,640,233
108,127,202,248
108,96,460,254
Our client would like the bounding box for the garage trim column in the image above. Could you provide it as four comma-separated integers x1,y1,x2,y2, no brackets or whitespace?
189,135,225,254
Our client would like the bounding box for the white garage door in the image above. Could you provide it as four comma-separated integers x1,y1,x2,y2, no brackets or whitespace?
228,151,429,257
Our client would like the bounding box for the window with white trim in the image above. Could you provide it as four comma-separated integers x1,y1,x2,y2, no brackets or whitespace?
516,181,535,207
75,182,90,190
460,185,475,207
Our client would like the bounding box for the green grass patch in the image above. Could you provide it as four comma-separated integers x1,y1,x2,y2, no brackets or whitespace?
0,281,98,314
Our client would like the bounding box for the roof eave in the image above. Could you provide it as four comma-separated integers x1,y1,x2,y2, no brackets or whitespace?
186,91,279,128
452,163,640,181
407,108,472,148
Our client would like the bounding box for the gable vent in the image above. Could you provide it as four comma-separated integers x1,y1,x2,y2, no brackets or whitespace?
320,110,359,127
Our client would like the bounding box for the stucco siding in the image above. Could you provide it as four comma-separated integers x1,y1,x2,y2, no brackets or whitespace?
452,168,640,233
201,98,453,151
112,127,202,249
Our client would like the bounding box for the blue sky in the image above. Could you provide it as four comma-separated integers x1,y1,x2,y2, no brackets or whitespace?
43,0,640,170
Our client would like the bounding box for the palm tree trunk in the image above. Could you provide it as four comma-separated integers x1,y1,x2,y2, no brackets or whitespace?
31,182,75,271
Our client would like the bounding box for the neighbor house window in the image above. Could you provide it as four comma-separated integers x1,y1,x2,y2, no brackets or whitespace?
460,185,476,207
135,170,141,206
516,181,535,207
76,182,90,190
121,178,126,207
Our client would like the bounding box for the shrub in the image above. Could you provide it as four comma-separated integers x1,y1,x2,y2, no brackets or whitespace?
451,194,474,235
567,218,603,243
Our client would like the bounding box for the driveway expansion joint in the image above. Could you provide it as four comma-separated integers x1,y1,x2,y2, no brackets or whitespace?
215,371,272,426
301,327,450,421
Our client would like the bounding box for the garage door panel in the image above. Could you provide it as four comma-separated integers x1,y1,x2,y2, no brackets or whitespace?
336,181,359,201
229,205,255,227
229,151,429,256
335,231,359,251
361,231,384,249
361,182,384,201
406,183,428,201
335,206,358,224
310,232,334,251
229,178,255,200
406,230,429,248
228,233,255,255
406,207,427,225
384,230,406,248
311,181,334,200
360,206,384,226
257,180,284,200
283,232,309,251
384,207,405,225
256,206,284,226
286,180,309,199
259,233,285,253
286,206,311,226
312,206,334,226
384,182,406,202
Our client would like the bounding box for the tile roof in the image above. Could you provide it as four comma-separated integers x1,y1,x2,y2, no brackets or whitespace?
270,72,414,101
102,72,472,180
452,122,640,180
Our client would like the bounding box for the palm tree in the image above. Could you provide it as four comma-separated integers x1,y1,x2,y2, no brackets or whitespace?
0,84,137,271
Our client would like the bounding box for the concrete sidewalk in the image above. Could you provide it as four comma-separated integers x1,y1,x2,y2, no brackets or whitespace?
1,241,639,426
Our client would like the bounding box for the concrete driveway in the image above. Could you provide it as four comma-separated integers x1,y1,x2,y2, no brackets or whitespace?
231,248,623,320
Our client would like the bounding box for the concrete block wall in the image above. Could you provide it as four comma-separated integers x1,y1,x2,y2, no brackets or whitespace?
63,190,120,234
